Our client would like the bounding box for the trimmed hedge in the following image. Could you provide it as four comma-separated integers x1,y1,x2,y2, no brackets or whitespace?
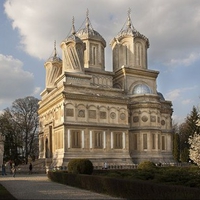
48,171,200,199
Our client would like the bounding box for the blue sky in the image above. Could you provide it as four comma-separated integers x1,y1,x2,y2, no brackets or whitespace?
0,0,200,124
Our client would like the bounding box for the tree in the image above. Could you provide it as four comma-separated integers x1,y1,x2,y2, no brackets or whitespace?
0,109,22,162
0,96,39,164
179,122,190,162
172,123,180,162
185,106,200,136
188,132,200,166
179,106,200,162
173,133,180,162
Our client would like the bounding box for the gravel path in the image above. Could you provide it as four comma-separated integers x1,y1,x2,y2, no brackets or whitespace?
0,174,123,199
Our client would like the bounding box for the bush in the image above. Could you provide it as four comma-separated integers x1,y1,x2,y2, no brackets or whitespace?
48,170,200,199
138,161,156,170
68,159,93,175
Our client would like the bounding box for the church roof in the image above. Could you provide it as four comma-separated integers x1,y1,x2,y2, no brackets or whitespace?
76,10,106,46
63,17,84,45
114,9,149,48
46,41,62,62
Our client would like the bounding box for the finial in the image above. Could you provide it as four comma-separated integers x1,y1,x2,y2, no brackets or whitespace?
86,8,89,18
53,40,57,57
86,8,89,29
71,16,76,35
127,8,131,28
128,8,131,18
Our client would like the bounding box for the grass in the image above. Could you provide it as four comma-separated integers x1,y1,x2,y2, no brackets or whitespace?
0,184,16,200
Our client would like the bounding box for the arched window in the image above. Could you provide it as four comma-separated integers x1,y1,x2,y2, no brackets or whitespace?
135,42,143,67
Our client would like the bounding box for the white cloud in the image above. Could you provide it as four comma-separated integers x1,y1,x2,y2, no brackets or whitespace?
166,86,197,102
181,99,193,105
166,53,200,67
2,0,200,124
165,89,181,101
32,87,41,96
4,0,200,68
0,54,37,108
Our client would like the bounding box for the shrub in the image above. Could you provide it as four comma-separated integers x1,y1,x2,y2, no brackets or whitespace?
68,159,93,175
136,170,155,180
138,161,156,170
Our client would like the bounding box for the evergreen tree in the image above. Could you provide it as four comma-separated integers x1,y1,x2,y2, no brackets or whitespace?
179,106,200,162
185,106,200,136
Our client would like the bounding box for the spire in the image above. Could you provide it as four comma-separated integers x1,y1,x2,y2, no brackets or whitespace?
127,8,131,29
46,40,62,62
71,16,76,35
82,8,94,33
53,40,57,58
86,8,89,29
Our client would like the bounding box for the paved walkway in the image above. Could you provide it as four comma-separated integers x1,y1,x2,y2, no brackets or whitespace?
0,174,123,199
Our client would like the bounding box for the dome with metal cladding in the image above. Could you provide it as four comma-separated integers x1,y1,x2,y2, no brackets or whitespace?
133,84,152,95
157,92,165,101
113,9,149,48
46,41,62,62
76,28,105,42
63,17,83,45
76,11,106,46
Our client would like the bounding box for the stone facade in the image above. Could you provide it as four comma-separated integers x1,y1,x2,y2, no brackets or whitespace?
38,12,174,168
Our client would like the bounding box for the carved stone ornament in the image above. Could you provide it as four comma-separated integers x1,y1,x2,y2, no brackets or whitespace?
161,120,165,125
100,111,106,119
78,110,85,118
66,108,74,117
141,115,148,122
110,112,116,119
150,116,156,122
120,113,126,120
133,116,139,123
89,110,96,119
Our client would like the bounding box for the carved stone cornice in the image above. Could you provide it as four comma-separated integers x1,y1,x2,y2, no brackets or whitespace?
63,122,129,129
62,91,127,104
114,66,159,79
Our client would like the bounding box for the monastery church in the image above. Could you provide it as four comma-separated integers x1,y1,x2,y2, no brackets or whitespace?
38,11,174,168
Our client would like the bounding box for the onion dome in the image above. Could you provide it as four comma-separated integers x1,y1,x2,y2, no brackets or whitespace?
76,10,106,46
113,9,149,48
133,84,152,95
63,17,83,45
46,41,62,62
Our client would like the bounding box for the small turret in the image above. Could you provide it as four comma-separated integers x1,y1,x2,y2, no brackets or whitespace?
44,41,62,89
76,9,106,70
61,17,85,73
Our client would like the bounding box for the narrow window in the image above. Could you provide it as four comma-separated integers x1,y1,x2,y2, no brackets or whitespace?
72,130,81,148
114,132,122,149
152,134,155,149
162,136,165,150
133,134,137,150
94,131,103,148
158,134,160,149
143,134,147,150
